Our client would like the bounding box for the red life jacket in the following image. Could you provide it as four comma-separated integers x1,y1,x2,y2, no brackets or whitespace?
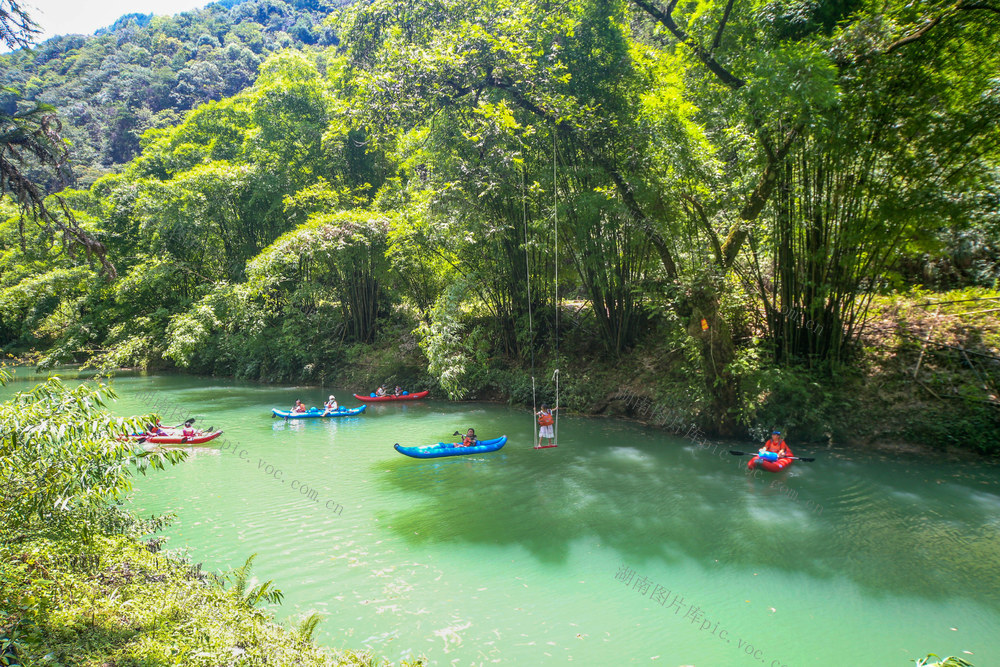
538,412,554,426
764,439,792,457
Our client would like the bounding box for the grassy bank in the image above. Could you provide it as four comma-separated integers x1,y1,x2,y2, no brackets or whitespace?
0,527,423,666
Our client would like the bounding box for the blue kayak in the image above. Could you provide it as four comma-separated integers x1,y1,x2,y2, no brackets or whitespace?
394,435,507,459
272,406,366,419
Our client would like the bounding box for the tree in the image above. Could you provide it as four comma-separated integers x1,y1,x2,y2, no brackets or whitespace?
0,0,36,50
0,371,183,535
2,2,117,278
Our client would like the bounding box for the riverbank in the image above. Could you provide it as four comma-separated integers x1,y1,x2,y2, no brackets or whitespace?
328,288,1000,454
0,529,423,666
8,289,998,454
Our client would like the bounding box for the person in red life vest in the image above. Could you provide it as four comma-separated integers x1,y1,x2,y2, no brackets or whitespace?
536,404,557,447
292,399,307,413
146,420,168,436
457,428,478,447
182,424,197,439
760,430,792,460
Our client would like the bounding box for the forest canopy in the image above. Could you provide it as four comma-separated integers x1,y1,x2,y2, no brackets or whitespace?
2,0,999,444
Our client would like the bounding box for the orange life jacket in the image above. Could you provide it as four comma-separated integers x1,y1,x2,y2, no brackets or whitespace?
538,412,554,426
462,436,476,447
764,439,792,457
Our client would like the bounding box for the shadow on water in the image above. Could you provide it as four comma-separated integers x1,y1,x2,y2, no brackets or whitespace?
374,429,1000,610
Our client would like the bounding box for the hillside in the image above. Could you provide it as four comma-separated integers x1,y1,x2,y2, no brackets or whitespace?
0,0,343,186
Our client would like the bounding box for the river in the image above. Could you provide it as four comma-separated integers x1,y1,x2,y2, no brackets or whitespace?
4,369,999,666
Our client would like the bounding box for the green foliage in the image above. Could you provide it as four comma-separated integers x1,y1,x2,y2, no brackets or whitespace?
295,611,325,643
225,553,284,608
0,376,185,534
0,531,422,666
417,280,474,400
737,359,851,444
914,655,973,667
3,0,999,447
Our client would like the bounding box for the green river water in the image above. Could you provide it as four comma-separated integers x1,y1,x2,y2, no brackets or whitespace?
5,369,1000,666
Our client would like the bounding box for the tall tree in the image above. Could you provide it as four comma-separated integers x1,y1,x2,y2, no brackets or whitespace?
1,1,116,278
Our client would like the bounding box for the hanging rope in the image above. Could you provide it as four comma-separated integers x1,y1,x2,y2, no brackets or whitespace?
523,131,562,449
552,129,560,447
522,162,538,445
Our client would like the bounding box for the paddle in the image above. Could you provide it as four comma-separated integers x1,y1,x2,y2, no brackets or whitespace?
729,450,815,462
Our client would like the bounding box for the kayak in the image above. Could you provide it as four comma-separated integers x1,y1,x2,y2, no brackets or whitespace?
272,406,366,419
747,455,794,472
394,435,507,459
354,390,429,402
132,430,224,444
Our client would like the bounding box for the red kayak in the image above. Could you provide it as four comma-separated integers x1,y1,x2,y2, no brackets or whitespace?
130,430,224,444
748,449,795,472
353,390,429,402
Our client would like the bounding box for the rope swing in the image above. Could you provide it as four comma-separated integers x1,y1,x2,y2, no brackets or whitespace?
521,163,539,445
525,131,561,450
551,128,560,449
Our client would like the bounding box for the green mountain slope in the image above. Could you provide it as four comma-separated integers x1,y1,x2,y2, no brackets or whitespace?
1,0,344,185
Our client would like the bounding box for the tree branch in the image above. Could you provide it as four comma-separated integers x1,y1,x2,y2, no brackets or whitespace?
711,0,735,53
719,123,803,268
884,0,996,53
630,0,745,90
683,195,723,265
492,79,679,280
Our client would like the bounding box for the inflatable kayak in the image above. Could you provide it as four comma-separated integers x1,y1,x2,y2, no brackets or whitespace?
394,435,507,459
132,430,224,444
272,406,366,419
354,390,429,402
748,451,795,472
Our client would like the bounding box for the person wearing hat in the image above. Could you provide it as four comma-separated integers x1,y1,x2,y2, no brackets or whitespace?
761,430,792,459
322,395,339,416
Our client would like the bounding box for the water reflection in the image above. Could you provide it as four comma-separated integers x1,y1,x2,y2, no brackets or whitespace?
378,431,1000,609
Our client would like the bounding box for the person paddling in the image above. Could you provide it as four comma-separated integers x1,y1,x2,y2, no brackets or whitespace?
760,430,792,460
457,428,478,447
292,399,307,414
147,420,168,436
